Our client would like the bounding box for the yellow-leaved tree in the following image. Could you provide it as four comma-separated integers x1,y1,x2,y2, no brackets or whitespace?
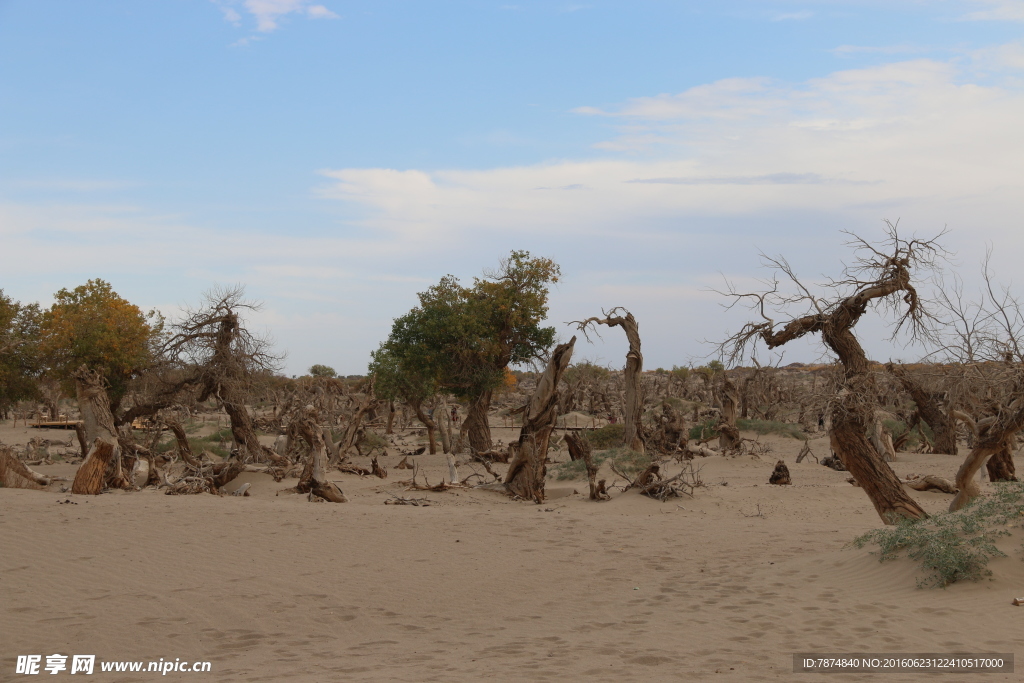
39,279,162,413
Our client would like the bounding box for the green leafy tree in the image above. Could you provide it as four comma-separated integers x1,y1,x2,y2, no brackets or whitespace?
308,364,337,378
0,290,42,417
373,251,560,451
39,279,162,411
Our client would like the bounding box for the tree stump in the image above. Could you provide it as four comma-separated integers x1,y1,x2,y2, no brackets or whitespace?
768,459,791,485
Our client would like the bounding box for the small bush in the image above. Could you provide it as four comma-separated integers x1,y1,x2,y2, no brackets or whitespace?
586,423,625,449
736,418,806,440
549,446,654,481
604,447,653,478
688,419,719,440
852,482,1024,588
882,419,933,449
551,459,588,480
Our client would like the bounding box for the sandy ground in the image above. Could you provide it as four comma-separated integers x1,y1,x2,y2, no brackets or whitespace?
2,423,1024,682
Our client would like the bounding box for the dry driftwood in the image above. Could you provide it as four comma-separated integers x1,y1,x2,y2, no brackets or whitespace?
393,456,415,469
795,440,817,463
902,474,957,494
0,447,50,489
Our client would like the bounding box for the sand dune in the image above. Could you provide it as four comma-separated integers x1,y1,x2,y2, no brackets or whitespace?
2,429,1023,681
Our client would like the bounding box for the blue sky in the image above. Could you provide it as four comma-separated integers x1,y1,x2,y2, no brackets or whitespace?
2,1,1024,374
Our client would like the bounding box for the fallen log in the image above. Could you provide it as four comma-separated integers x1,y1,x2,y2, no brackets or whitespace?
902,475,957,494
0,447,50,489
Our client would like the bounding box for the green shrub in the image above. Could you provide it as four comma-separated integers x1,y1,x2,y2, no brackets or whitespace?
585,423,624,449
551,459,588,480
604,447,653,478
852,482,1024,588
736,418,806,440
549,446,652,481
688,419,719,440
882,419,933,450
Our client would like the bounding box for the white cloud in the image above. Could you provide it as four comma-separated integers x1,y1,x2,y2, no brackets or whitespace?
961,1,1024,21
306,5,340,20
214,0,339,34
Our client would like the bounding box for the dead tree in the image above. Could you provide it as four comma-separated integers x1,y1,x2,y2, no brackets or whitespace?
70,366,127,494
505,337,575,502
0,446,52,489
951,396,1024,510
573,309,646,453
163,287,286,465
886,363,958,455
720,225,939,523
718,375,741,452
295,407,347,502
565,430,608,500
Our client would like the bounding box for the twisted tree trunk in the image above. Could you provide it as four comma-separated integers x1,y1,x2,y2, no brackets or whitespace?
505,337,575,502
71,366,124,495
411,399,438,454
986,436,1018,482
760,269,927,523
574,309,645,453
465,389,493,453
296,408,347,503
887,364,958,455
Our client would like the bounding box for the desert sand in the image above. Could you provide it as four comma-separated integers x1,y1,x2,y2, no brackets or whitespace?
2,422,1023,682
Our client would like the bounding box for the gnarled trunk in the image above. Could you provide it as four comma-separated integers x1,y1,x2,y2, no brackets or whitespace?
505,337,575,502
296,408,347,503
465,389,492,453
71,366,123,495
574,309,645,453
411,400,438,454
719,377,740,452
986,438,1017,482
887,364,958,455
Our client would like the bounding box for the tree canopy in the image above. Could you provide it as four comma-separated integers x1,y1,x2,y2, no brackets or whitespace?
38,279,162,406
372,251,560,402
0,290,42,412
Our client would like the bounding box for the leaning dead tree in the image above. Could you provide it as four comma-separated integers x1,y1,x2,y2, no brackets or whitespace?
505,336,575,502
573,309,646,453
720,225,942,523
163,287,285,464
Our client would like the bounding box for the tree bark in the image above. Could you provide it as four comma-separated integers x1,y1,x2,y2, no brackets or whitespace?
411,399,438,454
71,439,116,495
0,446,50,489
338,382,376,461
296,408,347,502
758,266,929,523
386,400,396,435
505,337,575,502
986,437,1018,482
465,389,493,453
565,430,607,500
71,366,125,494
887,364,958,455
574,309,645,453
719,376,741,452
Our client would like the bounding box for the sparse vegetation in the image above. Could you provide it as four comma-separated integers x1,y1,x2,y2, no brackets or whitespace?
736,418,806,440
584,423,624,449
853,481,1024,588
